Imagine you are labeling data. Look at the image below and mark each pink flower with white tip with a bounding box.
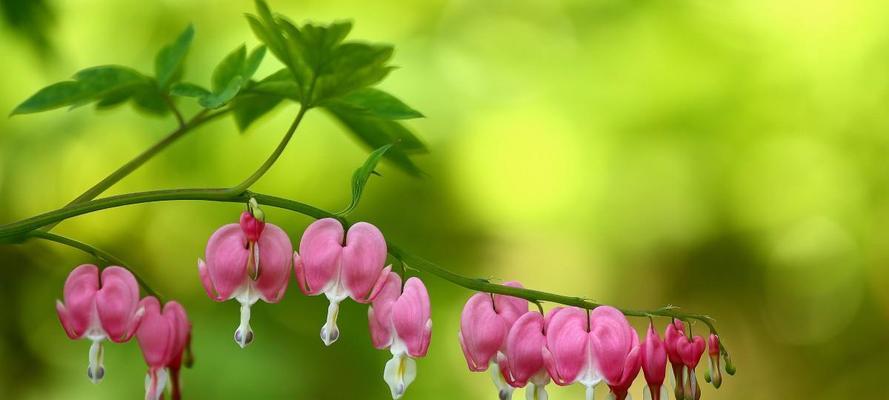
[542,307,600,399]
[136,297,191,400]
[458,282,528,399]
[503,311,550,400]
[664,320,686,397]
[56,264,144,384]
[640,322,669,400]
[198,204,292,348]
[367,271,432,399]
[295,218,389,346]
[589,307,641,400]
[676,333,706,400]
[705,333,723,389]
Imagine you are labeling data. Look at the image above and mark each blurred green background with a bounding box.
[2,0,889,398]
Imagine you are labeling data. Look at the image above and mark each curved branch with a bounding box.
[28,230,163,300]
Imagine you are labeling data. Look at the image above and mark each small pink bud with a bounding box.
[590,307,641,400]
[705,333,723,388]
[503,311,550,399]
[641,322,669,400]
[136,297,191,400]
[294,218,388,346]
[677,334,706,400]
[664,320,687,398]
[56,265,143,384]
[198,214,292,348]
[239,211,265,242]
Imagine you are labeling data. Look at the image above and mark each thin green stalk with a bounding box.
[226,105,309,195]
[28,230,162,300]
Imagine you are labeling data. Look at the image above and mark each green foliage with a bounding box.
[154,24,195,89]
[325,104,425,176]
[11,65,150,115]
[171,44,266,109]
[326,88,423,120]
[337,143,392,216]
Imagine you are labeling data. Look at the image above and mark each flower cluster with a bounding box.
[56,265,191,400]
[199,210,432,398]
[459,292,726,400]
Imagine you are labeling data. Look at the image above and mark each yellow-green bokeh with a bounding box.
[2,0,888,398]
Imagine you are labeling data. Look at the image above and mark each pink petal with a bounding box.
[254,223,293,302]
[57,264,100,339]
[341,222,387,303]
[664,320,686,366]
[368,271,402,349]
[96,266,142,342]
[136,297,174,368]
[678,335,706,369]
[204,224,249,300]
[505,311,547,387]
[296,218,344,295]
[162,301,191,370]
[589,306,635,385]
[543,307,589,385]
[641,322,668,387]
[391,277,431,358]
[459,293,508,371]
[493,281,529,326]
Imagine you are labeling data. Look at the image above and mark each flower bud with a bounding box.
[706,333,723,388]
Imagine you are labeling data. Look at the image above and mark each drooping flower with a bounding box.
[295,218,389,346]
[367,272,432,399]
[458,281,528,400]
[676,334,706,400]
[664,320,686,398]
[135,297,191,400]
[589,307,641,400]
[503,311,550,400]
[542,307,600,400]
[640,322,669,400]
[705,333,722,389]
[198,209,292,347]
[56,265,143,383]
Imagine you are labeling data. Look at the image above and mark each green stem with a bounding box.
[39,108,230,232]
[226,105,309,195]
[28,231,162,300]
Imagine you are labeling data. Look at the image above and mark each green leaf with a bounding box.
[327,88,423,120]
[12,65,148,115]
[199,76,244,109]
[170,82,211,98]
[325,104,425,176]
[212,45,247,93]
[244,45,267,80]
[132,84,169,115]
[155,24,195,89]
[248,69,301,100]
[232,92,284,132]
[337,143,393,216]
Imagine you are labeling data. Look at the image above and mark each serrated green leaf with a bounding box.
[212,45,247,93]
[199,76,244,109]
[12,65,148,115]
[248,69,301,100]
[327,88,423,120]
[94,88,134,110]
[337,143,393,216]
[155,24,195,89]
[232,92,284,132]
[170,82,211,98]
[132,85,169,115]
[325,104,424,176]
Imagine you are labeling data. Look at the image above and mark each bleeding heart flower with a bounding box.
[705,333,723,389]
[503,311,550,400]
[542,307,600,400]
[641,322,669,400]
[458,282,528,400]
[368,272,432,399]
[676,334,706,400]
[56,264,144,384]
[295,218,389,346]
[136,297,191,400]
[664,320,686,398]
[589,307,641,400]
[198,210,292,347]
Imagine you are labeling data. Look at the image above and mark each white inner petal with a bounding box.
[383,354,416,400]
